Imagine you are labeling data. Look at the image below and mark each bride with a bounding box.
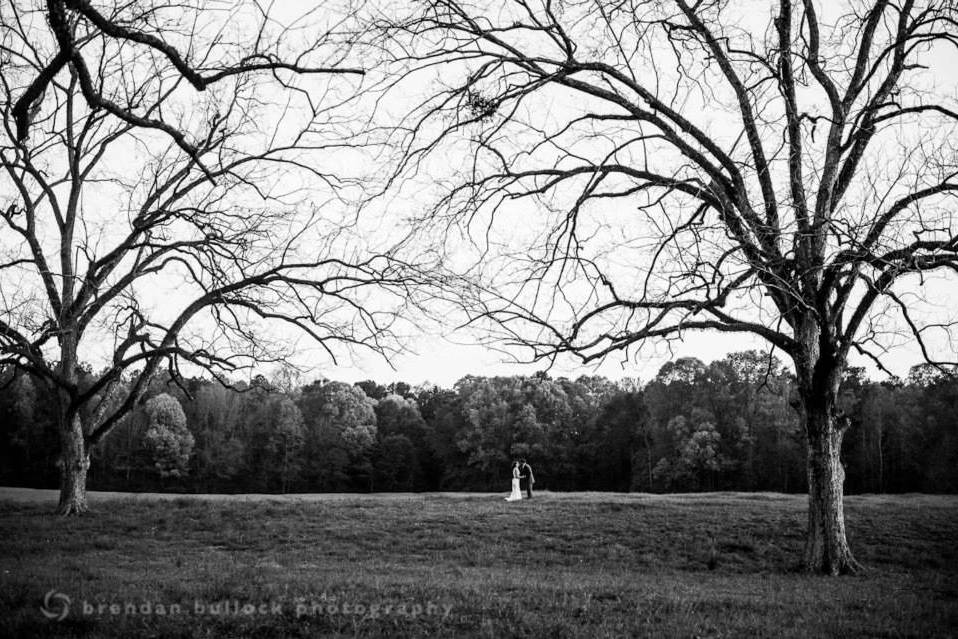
[505,460,523,501]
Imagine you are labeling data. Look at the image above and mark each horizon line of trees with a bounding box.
[2,351,956,495]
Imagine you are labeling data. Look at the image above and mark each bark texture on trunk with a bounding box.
[802,403,862,575]
[793,316,862,575]
[55,320,91,516]
[56,413,90,516]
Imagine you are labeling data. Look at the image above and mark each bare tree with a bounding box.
[0,1,421,514]
[366,0,958,574]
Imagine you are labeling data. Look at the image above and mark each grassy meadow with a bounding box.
[1,490,956,637]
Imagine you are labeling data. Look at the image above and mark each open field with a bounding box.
[1,489,957,637]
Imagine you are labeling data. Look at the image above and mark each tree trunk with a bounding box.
[55,318,91,515]
[802,402,862,575]
[57,413,90,515]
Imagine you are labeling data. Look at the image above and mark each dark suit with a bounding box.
[520,463,534,498]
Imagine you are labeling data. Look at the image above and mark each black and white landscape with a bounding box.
[1,1,957,636]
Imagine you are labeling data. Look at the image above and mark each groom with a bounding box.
[519,458,534,499]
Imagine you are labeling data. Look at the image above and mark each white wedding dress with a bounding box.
[505,467,523,501]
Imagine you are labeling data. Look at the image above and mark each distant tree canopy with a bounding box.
[143,394,194,478]
[2,351,955,495]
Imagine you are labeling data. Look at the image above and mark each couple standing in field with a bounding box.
[505,459,534,501]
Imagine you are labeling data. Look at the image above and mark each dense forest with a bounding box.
[1,351,956,494]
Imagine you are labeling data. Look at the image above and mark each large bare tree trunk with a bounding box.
[801,396,862,574]
[57,413,90,515]
[56,327,89,516]
[793,315,863,575]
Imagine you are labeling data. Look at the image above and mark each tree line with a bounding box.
[2,351,955,495]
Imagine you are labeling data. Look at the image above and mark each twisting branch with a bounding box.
[11,0,364,170]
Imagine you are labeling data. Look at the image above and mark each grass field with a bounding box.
[1,489,956,637]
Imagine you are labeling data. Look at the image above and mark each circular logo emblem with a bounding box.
[40,590,71,621]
